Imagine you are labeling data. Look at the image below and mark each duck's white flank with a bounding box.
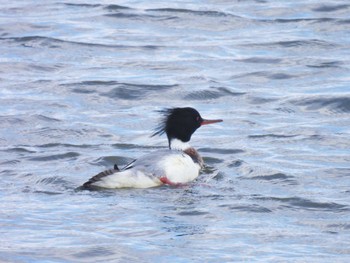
[91,169,162,189]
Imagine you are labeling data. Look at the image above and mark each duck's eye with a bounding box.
[196,116,200,121]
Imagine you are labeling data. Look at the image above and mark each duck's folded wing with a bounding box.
[82,166,120,189]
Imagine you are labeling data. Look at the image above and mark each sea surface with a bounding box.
[1,1,350,262]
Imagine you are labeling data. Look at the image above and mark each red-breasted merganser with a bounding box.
[82,107,222,189]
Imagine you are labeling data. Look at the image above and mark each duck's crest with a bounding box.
[151,108,175,137]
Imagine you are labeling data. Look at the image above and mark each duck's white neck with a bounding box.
[169,138,191,151]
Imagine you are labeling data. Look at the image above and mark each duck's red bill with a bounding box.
[201,119,223,126]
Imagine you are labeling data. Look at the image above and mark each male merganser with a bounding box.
[82,107,222,189]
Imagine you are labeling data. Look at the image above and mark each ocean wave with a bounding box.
[243,39,337,49]
[0,36,162,50]
[291,96,350,114]
[29,152,80,161]
[146,8,235,18]
[312,4,350,12]
[184,87,244,100]
[254,196,349,212]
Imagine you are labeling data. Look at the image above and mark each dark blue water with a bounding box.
[1,1,350,262]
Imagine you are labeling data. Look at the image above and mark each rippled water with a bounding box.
[1,1,350,262]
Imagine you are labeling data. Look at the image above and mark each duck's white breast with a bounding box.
[159,152,201,183]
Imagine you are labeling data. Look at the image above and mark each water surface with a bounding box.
[1,1,350,262]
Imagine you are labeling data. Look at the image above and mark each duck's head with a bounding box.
[152,107,222,149]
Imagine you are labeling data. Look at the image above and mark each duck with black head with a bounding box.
[82,107,222,189]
